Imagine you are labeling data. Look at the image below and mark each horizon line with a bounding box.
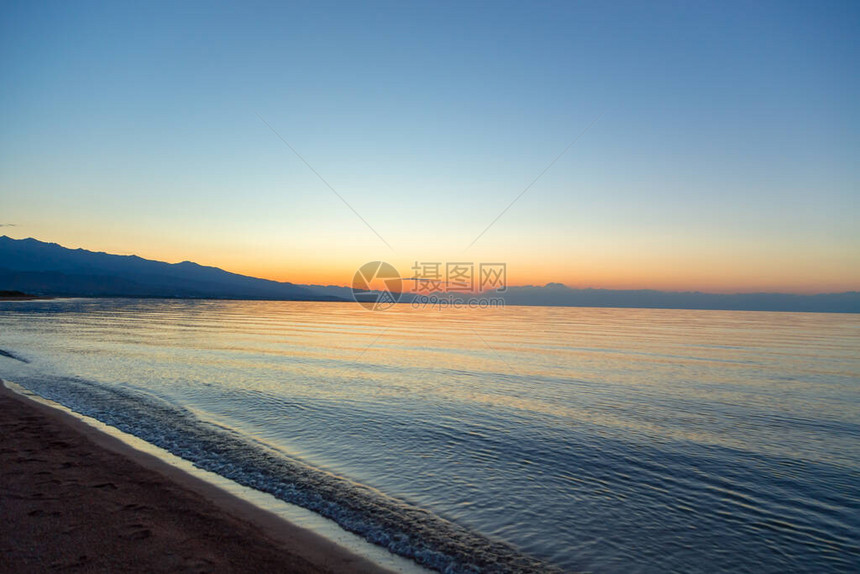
[1,234,856,298]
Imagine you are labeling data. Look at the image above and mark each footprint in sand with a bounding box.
[123,523,153,540]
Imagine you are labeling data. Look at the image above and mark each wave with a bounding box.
[0,348,29,363]
[9,373,557,573]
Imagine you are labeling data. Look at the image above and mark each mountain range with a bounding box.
[0,236,350,301]
[493,283,860,313]
[1,236,857,312]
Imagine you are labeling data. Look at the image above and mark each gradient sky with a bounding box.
[1,0,858,293]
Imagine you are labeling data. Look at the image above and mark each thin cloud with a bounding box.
[0,223,16,227]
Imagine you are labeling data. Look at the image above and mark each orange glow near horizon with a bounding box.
[233,258,858,295]
[4,228,857,295]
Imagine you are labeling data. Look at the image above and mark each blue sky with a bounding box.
[1,1,857,291]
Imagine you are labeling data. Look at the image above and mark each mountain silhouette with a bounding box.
[488,283,860,313]
[0,236,346,301]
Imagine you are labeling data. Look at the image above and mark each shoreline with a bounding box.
[0,379,408,573]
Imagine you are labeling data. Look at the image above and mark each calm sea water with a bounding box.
[1,299,858,572]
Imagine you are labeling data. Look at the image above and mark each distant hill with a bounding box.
[490,283,860,314]
[0,289,44,300]
[0,236,345,301]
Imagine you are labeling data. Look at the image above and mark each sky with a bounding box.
[1,0,858,293]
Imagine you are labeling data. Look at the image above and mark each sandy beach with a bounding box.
[0,381,391,574]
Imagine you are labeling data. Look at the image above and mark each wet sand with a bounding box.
[0,381,391,573]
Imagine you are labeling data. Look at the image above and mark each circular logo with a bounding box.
[351,261,402,311]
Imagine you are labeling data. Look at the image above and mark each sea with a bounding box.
[1,298,858,573]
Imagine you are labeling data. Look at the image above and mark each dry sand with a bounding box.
[0,381,393,573]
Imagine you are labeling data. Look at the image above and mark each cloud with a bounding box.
[0,223,16,227]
